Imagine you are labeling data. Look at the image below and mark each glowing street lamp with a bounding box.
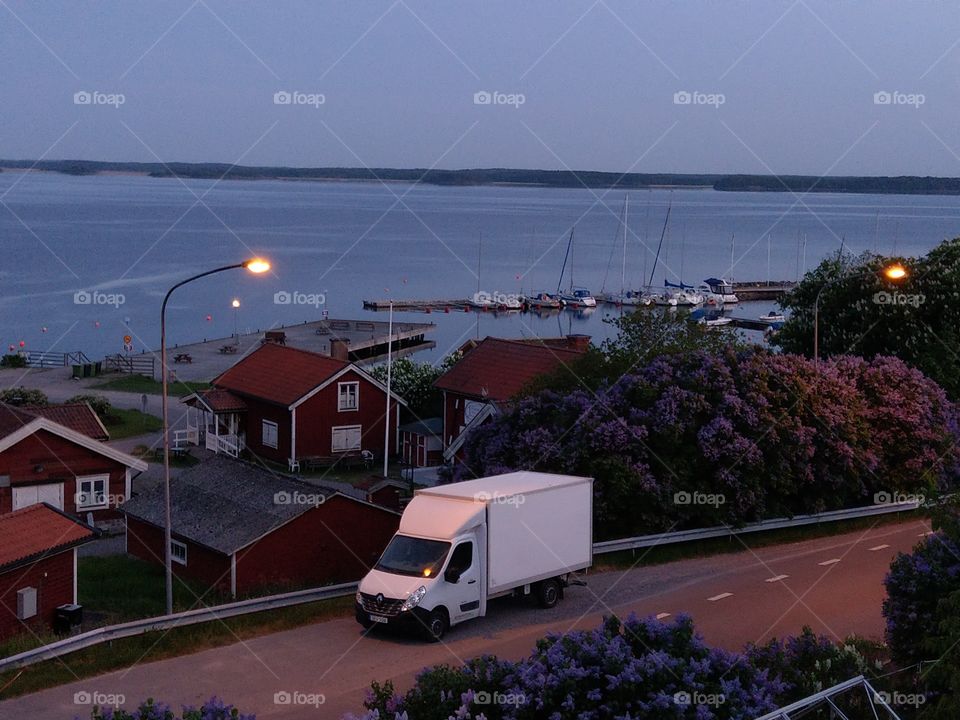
[160,258,270,614]
[231,298,241,339]
[813,262,909,368]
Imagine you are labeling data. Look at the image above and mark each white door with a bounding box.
[331,425,362,452]
[13,483,65,510]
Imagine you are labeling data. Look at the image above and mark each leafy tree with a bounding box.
[0,386,48,406]
[67,394,112,417]
[775,238,960,398]
[369,354,459,419]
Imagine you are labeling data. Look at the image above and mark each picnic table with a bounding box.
[262,330,286,345]
[173,353,192,364]
[219,344,238,354]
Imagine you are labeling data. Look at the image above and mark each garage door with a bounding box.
[13,483,65,511]
[331,425,361,452]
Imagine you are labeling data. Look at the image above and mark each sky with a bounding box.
[2,1,959,176]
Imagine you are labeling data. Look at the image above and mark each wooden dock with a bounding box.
[731,282,795,301]
[362,298,473,312]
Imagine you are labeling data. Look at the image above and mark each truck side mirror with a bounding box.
[444,568,461,584]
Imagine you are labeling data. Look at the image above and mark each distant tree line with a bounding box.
[7,159,960,194]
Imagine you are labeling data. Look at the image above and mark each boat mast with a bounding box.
[621,195,628,297]
[557,226,573,294]
[476,231,483,298]
[647,201,671,290]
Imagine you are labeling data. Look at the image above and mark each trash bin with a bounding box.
[54,603,83,635]
[93,361,102,376]
[82,363,92,378]
[72,365,83,379]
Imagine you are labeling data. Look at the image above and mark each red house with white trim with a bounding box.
[183,344,405,469]
[0,404,147,525]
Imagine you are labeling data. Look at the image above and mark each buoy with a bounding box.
[18,340,25,348]
[206,314,212,322]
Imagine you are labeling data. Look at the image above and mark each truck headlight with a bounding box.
[356,590,362,605]
[402,585,427,611]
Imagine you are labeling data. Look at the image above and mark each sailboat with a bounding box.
[468,232,495,309]
[557,227,597,308]
[598,196,647,306]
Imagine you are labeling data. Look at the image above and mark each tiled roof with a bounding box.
[0,404,39,440]
[23,403,109,441]
[0,504,96,571]
[122,455,353,554]
[186,389,248,413]
[213,344,349,406]
[434,337,585,402]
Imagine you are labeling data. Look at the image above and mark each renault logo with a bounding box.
[376,593,384,606]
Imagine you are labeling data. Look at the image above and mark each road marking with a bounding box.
[918,531,934,537]
[818,558,841,566]
[708,592,733,602]
[655,612,671,620]
[765,574,789,583]
[869,544,890,551]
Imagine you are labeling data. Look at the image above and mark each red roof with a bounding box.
[23,403,109,441]
[213,344,350,406]
[0,504,96,571]
[434,337,585,402]
[0,404,38,440]
[186,389,248,413]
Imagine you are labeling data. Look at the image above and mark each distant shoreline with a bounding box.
[2,161,959,196]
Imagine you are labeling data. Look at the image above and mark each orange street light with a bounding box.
[884,263,908,281]
[244,258,271,274]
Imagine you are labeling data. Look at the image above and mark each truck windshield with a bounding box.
[375,535,451,578]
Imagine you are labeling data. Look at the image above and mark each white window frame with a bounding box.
[338,381,360,412]
[171,539,188,566]
[331,424,362,452]
[76,475,109,510]
[262,420,279,449]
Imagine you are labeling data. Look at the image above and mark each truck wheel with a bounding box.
[537,579,562,608]
[423,609,448,642]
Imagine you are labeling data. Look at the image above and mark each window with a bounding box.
[338,381,359,411]
[331,425,362,452]
[76,476,108,510]
[262,420,279,449]
[171,539,187,565]
[447,542,474,577]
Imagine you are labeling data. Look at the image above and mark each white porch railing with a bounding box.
[172,428,198,448]
[206,433,244,457]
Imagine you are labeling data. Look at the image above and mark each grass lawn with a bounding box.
[101,408,162,440]
[91,374,210,398]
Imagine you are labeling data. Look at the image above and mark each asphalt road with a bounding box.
[1,518,930,720]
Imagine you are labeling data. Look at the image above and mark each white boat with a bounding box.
[526,292,562,310]
[560,287,597,308]
[758,311,785,323]
[492,291,522,310]
[704,316,732,327]
[662,282,705,306]
[653,291,679,307]
[468,290,496,309]
[699,278,739,304]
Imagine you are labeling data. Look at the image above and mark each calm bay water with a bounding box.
[2,171,960,362]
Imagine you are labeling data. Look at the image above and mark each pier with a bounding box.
[731,281,795,301]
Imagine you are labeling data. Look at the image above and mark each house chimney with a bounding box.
[566,334,591,352]
[330,338,350,361]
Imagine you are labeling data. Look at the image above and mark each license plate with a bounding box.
[369,614,388,624]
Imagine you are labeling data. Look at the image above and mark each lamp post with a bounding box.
[813,262,908,368]
[160,258,269,614]
[383,300,393,478]
[231,298,241,340]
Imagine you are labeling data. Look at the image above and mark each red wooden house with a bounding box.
[0,404,147,525]
[0,503,96,640]
[434,336,589,462]
[182,344,405,470]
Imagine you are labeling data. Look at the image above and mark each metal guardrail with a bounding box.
[103,353,156,376]
[592,500,920,555]
[0,500,921,672]
[0,581,358,673]
[22,350,90,368]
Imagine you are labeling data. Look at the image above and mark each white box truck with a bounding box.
[356,471,593,641]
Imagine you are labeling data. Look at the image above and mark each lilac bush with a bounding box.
[83,697,253,720]
[456,349,959,539]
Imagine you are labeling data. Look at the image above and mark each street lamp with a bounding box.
[160,258,270,614]
[231,298,241,339]
[813,262,908,368]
